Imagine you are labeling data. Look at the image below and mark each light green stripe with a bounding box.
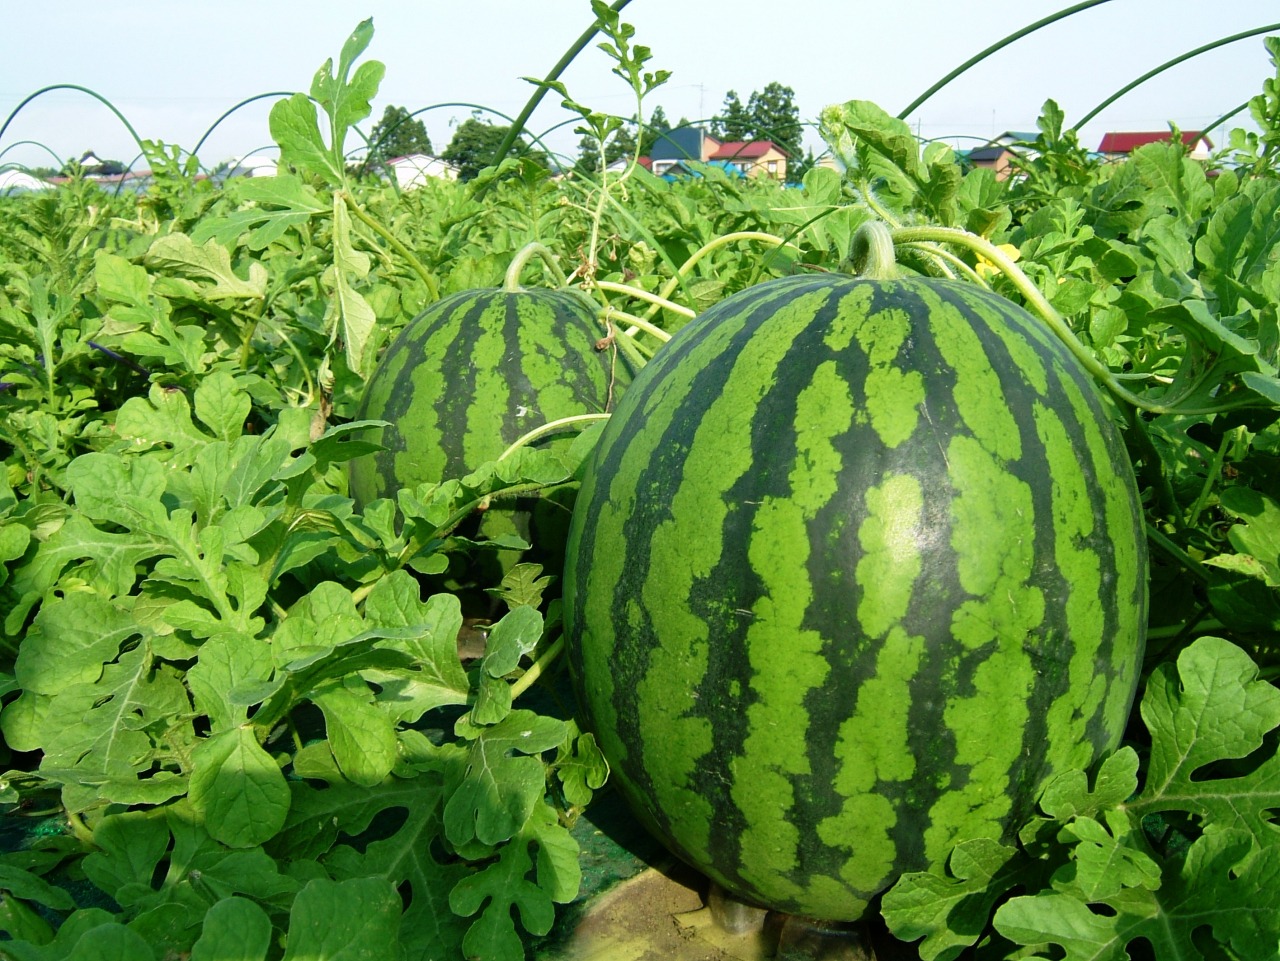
[817,472,926,898]
[392,296,473,484]
[924,288,1021,463]
[572,284,805,859]
[1059,371,1146,746]
[853,299,923,448]
[460,298,515,473]
[637,287,833,868]
[923,288,1043,864]
[1035,397,1110,774]
[731,356,852,901]
[513,295,573,429]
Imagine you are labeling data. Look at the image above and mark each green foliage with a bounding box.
[1230,36,1280,175]
[2,16,1280,961]
[365,104,433,170]
[442,117,542,182]
[574,125,636,174]
[711,89,752,141]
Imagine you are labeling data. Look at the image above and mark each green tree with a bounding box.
[746,82,803,160]
[366,104,433,168]
[712,90,753,141]
[441,116,543,182]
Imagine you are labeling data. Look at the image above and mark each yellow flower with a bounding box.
[975,243,1021,279]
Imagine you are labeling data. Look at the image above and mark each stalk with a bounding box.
[592,280,695,320]
[510,636,565,700]
[643,231,799,322]
[339,191,440,301]
[504,242,569,291]
[898,241,970,282]
[597,307,672,344]
[599,310,657,370]
[496,413,612,462]
[850,221,899,280]
[1185,431,1233,529]
[883,224,1241,416]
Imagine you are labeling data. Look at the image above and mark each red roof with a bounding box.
[709,140,788,160]
[1097,130,1211,153]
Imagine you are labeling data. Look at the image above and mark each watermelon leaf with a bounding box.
[444,710,569,849]
[189,897,273,961]
[881,837,1040,961]
[280,877,402,961]
[1128,636,1280,848]
[448,802,579,961]
[887,637,1280,960]
[994,831,1280,960]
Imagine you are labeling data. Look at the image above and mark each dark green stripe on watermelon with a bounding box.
[348,287,628,507]
[564,274,1147,921]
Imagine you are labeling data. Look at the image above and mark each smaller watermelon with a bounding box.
[348,286,629,508]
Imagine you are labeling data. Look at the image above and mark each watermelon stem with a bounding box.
[639,231,800,326]
[888,225,1256,417]
[898,241,983,285]
[509,636,564,700]
[496,413,613,463]
[599,309,666,353]
[599,313,656,378]
[592,280,690,324]
[850,221,900,280]
[504,242,570,291]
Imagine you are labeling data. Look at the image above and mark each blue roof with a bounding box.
[650,128,705,161]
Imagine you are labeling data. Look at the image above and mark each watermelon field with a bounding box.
[2,4,1280,960]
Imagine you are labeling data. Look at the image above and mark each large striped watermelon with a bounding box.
[564,273,1148,921]
[348,286,628,508]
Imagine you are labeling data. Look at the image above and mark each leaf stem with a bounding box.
[1185,431,1232,528]
[598,309,654,370]
[511,636,564,700]
[65,811,95,846]
[496,413,612,462]
[1145,522,1210,585]
[886,225,1229,416]
[339,190,440,301]
[850,221,899,280]
[591,280,694,319]
[598,306,671,344]
[1145,617,1224,640]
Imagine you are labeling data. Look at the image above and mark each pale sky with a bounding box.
[1,1,1276,171]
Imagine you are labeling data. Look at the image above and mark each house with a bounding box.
[647,127,710,177]
[386,153,459,188]
[604,155,653,174]
[961,144,1018,180]
[992,131,1039,147]
[1097,130,1213,161]
[709,140,790,181]
[651,159,744,182]
[648,127,790,181]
